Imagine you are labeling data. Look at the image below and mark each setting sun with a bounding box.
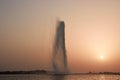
[100,55,104,60]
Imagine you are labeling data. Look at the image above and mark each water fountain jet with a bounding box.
[52,20,68,74]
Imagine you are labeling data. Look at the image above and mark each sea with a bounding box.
[0,74,120,80]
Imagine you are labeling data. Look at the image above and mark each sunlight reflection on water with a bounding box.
[0,74,120,80]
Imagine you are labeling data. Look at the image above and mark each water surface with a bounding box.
[0,74,120,80]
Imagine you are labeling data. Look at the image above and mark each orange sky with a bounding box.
[0,0,120,72]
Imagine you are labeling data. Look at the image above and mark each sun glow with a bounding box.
[100,55,104,60]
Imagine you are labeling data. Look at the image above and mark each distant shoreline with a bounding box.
[0,70,47,75]
[0,70,120,75]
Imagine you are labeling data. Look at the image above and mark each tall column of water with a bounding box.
[52,20,68,74]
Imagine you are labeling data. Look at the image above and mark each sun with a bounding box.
[100,55,104,60]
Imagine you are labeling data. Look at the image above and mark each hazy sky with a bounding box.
[0,0,120,72]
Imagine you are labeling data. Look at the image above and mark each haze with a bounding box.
[0,0,120,73]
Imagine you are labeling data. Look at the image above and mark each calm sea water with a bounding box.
[0,74,120,80]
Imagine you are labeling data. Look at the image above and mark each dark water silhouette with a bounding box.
[52,20,68,74]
